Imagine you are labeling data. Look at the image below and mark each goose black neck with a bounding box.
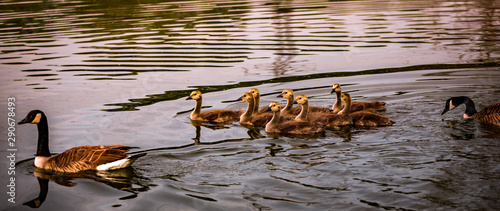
[23,177,48,208]
[36,114,51,157]
[461,97,478,117]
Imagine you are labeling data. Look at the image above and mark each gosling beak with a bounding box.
[236,96,243,101]
[18,118,29,125]
[277,94,283,98]
[293,100,298,104]
[186,96,193,100]
[265,106,272,112]
[330,89,335,94]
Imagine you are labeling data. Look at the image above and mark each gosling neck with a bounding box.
[332,91,343,114]
[253,95,260,114]
[295,101,309,121]
[191,97,203,120]
[266,110,280,132]
[240,97,255,124]
[281,94,294,115]
[339,97,351,115]
[35,114,51,157]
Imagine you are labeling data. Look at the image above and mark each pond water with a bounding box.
[1,0,499,210]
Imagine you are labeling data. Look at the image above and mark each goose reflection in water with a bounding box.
[24,167,150,208]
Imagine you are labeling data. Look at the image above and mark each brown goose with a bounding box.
[441,96,500,126]
[265,102,325,135]
[18,110,146,173]
[186,90,241,123]
[249,88,270,114]
[331,83,386,114]
[294,94,353,128]
[340,93,394,127]
[238,92,292,127]
[277,89,330,116]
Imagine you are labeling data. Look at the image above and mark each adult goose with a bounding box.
[186,90,241,123]
[441,96,500,126]
[331,83,386,114]
[18,110,146,173]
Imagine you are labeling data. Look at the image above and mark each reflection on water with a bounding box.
[19,166,151,209]
[2,0,500,210]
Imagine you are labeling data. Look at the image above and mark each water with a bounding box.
[1,0,499,210]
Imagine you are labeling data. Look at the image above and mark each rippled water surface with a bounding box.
[1,0,499,210]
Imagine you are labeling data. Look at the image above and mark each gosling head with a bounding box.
[186,90,202,101]
[341,93,351,103]
[237,92,254,103]
[266,102,281,112]
[19,110,45,125]
[331,83,341,94]
[277,89,294,99]
[249,88,260,99]
[293,95,309,105]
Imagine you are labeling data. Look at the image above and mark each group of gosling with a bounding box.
[19,84,500,173]
[187,84,393,135]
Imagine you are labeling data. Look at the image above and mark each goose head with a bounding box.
[266,102,281,112]
[293,95,308,105]
[19,110,44,125]
[186,90,202,101]
[441,97,463,115]
[331,83,341,94]
[277,89,294,99]
[249,88,260,99]
[237,92,254,103]
[341,93,351,103]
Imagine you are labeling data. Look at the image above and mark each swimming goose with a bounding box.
[18,110,146,173]
[186,90,241,123]
[331,83,386,114]
[249,88,270,114]
[277,89,330,116]
[340,93,394,127]
[238,92,292,127]
[441,96,500,126]
[265,102,325,135]
[294,94,353,128]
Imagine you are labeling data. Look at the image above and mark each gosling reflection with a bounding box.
[189,120,261,145]
[24,167,150,208]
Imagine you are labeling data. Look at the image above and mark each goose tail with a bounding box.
[96,153,147,171]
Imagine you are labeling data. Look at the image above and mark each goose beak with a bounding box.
[277,93,283,98]
[441,108,449,115]
[18,118,29,125]
[186,96,193,100]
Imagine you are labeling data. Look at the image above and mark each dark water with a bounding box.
[1,0,500,210]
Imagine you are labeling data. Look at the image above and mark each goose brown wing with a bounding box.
[46,145,131,172]
[201,109,239,122]
[290,106,331,115]
[476,102,500,125]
